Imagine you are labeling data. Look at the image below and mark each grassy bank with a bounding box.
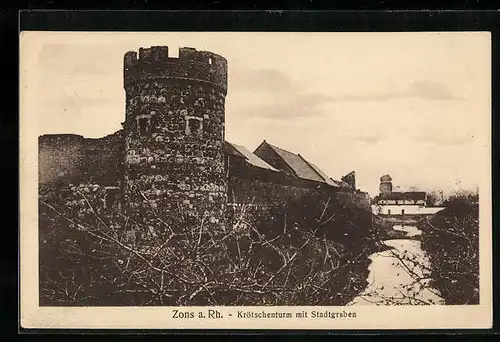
[370,214,417,241]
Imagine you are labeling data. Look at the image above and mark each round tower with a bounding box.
[379,174,393,196]
[122,46,228,229]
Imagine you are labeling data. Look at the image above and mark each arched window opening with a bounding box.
[185,116,203,138]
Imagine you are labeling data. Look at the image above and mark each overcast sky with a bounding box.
[24,32,491,197]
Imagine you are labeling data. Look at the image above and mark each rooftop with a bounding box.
[225,141,279,171]
[262,142,333,184]
[379,191,426,201]
[380,174,392,182]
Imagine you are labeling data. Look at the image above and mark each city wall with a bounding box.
[38,131,123,190]
[38,45,372,238]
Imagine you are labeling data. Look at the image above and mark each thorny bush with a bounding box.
[39,186,375,306]
[420,199,479,305]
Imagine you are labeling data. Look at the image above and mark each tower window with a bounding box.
[208,57,212,65]
[136,114,152,136]
[104,186,120,209]
[185,116,203,138]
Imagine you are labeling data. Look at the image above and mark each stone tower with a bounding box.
[122,46,228,229]
[379,174,393,197]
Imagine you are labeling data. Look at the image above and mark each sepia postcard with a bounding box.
[20,31,492,330]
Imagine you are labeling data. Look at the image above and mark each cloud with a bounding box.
[413,129,474,146]
[237,101,323,120]
[38,44,124,118]
[42,90,118,119]
[230,68,336,120]
[230,67,296,94]
[353,135,384,144]
[403,81,459,100]
[333,81,460,102]
[230,67,460,122]
[38,44,116,76]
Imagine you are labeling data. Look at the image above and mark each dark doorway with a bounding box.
[138,117,150,136]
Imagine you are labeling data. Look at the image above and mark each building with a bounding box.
[372,174,445,216]
[38,45,371,231]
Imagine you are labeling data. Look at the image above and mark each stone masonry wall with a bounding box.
[39,134,87,187]
[227,165,372,232]
[123,46,228,229]
[39,132,123,190]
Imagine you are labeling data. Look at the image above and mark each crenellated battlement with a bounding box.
[124,46,228,94]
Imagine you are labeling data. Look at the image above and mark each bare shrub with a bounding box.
[420,198,479,305]
[39,189,374,306]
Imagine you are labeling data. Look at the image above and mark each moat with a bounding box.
[350,223,444,306]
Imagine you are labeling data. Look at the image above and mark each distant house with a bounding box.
[373,174,444,216]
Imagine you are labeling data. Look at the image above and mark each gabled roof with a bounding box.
[265,143,324,182]
[343,171,355,179]
[225,141,279,171]
[307,161,339,187]
[330,178,351,188]
[225,141,246,159]
[257,141,336,185]
[380,191,426,201]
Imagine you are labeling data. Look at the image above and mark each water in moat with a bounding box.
[349,224,444,306]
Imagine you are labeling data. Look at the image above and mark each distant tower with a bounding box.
[379,174,393,196]
[122,46,228,228]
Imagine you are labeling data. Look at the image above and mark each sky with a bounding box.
[23,32,491,197]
